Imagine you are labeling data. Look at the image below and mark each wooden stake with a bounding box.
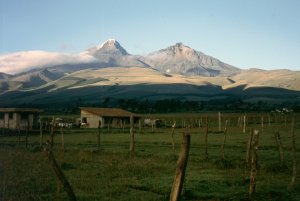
[285,115,287,128]
[18,127,21,146]
[40,119,43,146]
[245,128,253,165]
[218,112,221,132]
[25,120,29,148]
[249,129,260,196]
[171,122,176,153]
[290,115,297,190]
[122,120,125,133]
[97,120,101,151]
[138,119,141,134]
[261,116,264,132]
[243,115,246,134]
[221,120,229,160]
[50,117,55,148]
[60,127,64,151]
[274,131,284,165]
[129,115,135,154]
[169,133,191,201]
[151,121,154,133]
[204,117,209,160]
[44,143,77,201]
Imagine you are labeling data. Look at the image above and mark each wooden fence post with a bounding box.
[274,131,284,165]
[40,119,43,146]
[249,129,260,196]
[18,127,21,146]
[44,143,77,201]
[97,120,101,151]
[169,133,191,201]
[285,115,287,128]
[60,127,64,151]
[50,117,55,148]
[151,122,154,133]
[138,119,142,134]
[290,115,297,190]
[25,120,29,148]
[171,122,176,153]
[129,115,135,154]
[218,112,221,132]
[221,120,229,160]
[245,128,253,166]
[243,115,246,134]
[122,120,125,133]
[204,117,209,160]
[261,116,264,132]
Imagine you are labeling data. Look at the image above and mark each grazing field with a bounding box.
[0,113,299,201]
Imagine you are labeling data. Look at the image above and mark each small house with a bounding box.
[0,108,43,130]
[80,107,140,128]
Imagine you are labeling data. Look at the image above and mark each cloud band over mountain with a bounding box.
[0,51,96,74]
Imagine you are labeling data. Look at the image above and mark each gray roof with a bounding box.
[0,108,43,113]
[80,107,139,117]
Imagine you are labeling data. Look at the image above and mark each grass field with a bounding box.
[0,113,299,201]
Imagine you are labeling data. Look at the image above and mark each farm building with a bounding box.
[80,107,140,128]
[0,108,43,130]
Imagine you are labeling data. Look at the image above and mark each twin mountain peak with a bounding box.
[82,39,239,77]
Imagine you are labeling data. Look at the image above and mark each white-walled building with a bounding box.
[80,107,140,128]
[0,108,43,130]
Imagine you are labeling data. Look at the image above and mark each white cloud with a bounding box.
[0,51,96,74]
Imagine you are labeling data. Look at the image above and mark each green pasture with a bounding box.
[0,113,299,201]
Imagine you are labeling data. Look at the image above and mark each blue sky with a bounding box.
[1,0,300,70]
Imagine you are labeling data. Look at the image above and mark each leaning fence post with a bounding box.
[290,115,297,190]
[169,133,191,201]
[44,142,77,201]
[249,129,260,196]
[129,115,135,154]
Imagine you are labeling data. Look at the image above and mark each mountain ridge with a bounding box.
[0,39,240,76]
[0,39,299,109]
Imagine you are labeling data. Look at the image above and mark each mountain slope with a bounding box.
[227,69,300,91]
[143,43,240,76]
[0,69,64,93]
[0,72,12,80]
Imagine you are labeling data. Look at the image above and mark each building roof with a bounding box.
[0,108,43,113]
[80,107,139,117]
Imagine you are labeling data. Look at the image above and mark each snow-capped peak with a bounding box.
[87,38,128,56]
[98,38,118,49]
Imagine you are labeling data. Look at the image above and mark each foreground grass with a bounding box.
[0,116,299,201]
